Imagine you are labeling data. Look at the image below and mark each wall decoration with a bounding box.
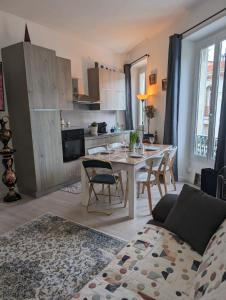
[162,78,167,91]
[0,63,5,111]
[149,73,157,85]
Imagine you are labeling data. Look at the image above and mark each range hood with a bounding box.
[72,78,100,105]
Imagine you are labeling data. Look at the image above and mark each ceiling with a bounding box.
[0,0,201,53]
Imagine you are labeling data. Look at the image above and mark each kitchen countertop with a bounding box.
[84,130,131,139]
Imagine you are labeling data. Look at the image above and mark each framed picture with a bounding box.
[149,73,157,85]
[0,62,5,111]
[162,78,167,91]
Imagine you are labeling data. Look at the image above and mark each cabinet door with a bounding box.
[100,89,114,110]
[115,91,126,110]
[57,57,73,110]
[30,111,63,191]
[24,43,59,109]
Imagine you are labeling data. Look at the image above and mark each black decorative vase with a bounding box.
[0,116,21,202]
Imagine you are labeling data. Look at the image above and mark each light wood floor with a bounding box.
[0,182,183,240]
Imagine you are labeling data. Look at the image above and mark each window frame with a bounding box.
[193,29,226,161]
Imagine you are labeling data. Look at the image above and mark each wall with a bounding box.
[0,10,125,196]
[126,0,226,182]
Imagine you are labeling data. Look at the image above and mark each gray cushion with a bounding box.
[152,194,178,223]
[164,184,226,255]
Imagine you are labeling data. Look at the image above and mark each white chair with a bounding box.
[87,145,107,155]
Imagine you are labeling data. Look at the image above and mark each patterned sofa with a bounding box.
[72,219,226,300]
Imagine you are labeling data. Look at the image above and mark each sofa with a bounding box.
[73,184,226,300]
[72,216,226,300]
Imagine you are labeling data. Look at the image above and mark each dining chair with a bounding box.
[152,151,170,194]
[168,146,177,191]
[87,145,107,155]
[82,159,121,214]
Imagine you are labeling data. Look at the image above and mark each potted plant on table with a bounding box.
[129,131,139,151]
[90,122,98,136]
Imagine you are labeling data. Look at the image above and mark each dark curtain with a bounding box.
[124,64,133,130]
[214,54,226,172]
[163,33,182,180]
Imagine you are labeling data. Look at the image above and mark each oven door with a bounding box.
[62,136,85,162]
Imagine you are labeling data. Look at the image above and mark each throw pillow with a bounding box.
[164,184,226,255]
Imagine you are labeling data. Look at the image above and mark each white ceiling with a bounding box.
[0,0,201,53]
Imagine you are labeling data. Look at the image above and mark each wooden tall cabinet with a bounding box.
[88,67,126,110]
[2,42,64,197]
[56,57,73,110]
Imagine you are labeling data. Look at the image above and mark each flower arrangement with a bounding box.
[144,105,156,134]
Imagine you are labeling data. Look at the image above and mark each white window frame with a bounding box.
[137,68,146,126]
[193,28,226,161]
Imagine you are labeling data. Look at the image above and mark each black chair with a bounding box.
[82,159,121,214]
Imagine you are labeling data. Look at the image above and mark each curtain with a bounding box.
[163,33,182,180]
[214,54,226,172]
[124,64,133,130]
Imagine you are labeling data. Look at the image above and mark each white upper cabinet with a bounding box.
[88,67,126,111]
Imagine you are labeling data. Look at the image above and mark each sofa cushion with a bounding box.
[73,223,201,300]
[191,218,226,300]
[152,193,178,223]
[164,184,226,255]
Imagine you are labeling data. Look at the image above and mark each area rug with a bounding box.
[0,213,126,300]
[61,181,81,194]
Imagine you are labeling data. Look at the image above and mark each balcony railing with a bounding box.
[195,135,218,157]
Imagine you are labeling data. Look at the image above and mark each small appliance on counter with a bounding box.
[97,122,107,134]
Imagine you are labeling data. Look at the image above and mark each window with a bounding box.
[194,37,226,159]
[138,71,146,126]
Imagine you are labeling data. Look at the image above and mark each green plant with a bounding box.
[130,131,139,145]
[90,122,97,127]
[144,105,156,134]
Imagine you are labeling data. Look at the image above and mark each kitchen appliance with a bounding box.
[62,129,85,162]
[97,122,107,134]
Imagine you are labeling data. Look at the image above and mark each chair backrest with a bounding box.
[169,146,177,164]
[87,145,107,155]
[145,158,154,181]
[110,142,122,149]
[82,159,112,170]
[158,151,170,172]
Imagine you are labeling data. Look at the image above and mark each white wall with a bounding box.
[126,0,226,182]
[0,10,125,196]
[126,0,226,142]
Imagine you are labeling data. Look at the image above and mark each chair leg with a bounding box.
[146,183,152,214]
[102,184,105,193]
[163,173,168,194]
[170,167,176,191]
[156,175,163,198]
[108,185,111,204]
[124,173,128,207]
[142,183,145,194]
[137,182,140,198]
[119,172,124,196]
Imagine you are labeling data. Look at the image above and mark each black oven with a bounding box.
[62,129,85,162]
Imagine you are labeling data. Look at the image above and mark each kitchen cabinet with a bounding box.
[56,57,73,110]
[2,42,65,197]
[30,111,63,193]
[23,43,59,109]
[88,67,126,111]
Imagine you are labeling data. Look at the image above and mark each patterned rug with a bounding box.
[61,182,81,194]
[0,214,126,300]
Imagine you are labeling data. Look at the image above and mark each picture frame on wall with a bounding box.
[0,62,5,111]
[162,78,167,91]
[149,73,157,85]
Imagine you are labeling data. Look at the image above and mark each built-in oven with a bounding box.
[62,129,85,162]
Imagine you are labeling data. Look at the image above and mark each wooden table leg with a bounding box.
[127,165,136,219]
[81,162,89,206]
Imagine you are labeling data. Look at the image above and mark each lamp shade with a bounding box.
[137,93,149,101]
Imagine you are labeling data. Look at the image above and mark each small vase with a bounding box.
[90,126,98,136]
[129,143,135,152]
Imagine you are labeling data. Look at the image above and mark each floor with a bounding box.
[0,182,183,241]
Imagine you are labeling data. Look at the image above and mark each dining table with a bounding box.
[80,144,171,219]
